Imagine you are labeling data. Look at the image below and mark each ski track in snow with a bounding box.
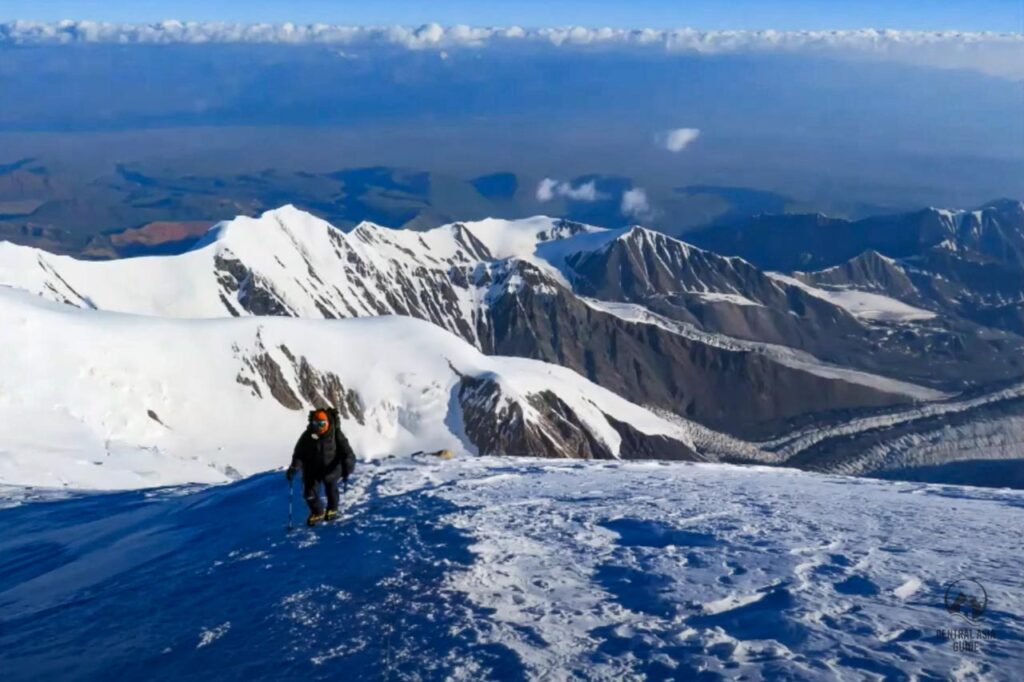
[1,456,1021,681]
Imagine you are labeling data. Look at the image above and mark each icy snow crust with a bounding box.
[1,456,1021,680]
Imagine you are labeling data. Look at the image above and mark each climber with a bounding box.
[286,408,357,526]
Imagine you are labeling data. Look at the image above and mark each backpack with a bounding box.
[310,406,357,477]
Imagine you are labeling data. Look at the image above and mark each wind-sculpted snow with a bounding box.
[1,457,1021,680]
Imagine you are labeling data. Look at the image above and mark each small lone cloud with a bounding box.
[621,188,652,219]
[197,622,231,649]
[536,178,604,202]
[660,128,701,152]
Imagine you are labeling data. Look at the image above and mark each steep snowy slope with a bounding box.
[0,287,712,490]
[2,457,1021,680]
[0,208,598,324]
[0,206,499,339]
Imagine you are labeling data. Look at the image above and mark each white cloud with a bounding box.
[621,188,652,219]
[536,178,558,202]
[536,178,604,202]
[662,128,701,152]
[1,22,1021,78]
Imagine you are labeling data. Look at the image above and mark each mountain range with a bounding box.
[1,202,1022,489]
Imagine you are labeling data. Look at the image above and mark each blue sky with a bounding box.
[1,0,1021,31]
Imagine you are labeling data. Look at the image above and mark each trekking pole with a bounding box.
[287,477,295,531]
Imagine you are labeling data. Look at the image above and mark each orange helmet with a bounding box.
[311,410,330,435]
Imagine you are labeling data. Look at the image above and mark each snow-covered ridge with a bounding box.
[0,205,956,407]
[0,208,593,349]
[3,205,1015,488]
[0,286,703,489]
[0,207,792,331]
[0,206,920,326]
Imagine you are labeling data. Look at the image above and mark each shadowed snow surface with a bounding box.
[1,457,1022,681]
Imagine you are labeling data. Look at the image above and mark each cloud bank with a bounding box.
[536,179,604,202]
[662,128,701,152]
[1,21,1022,78]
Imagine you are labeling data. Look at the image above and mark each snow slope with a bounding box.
[0,208,581,323]
[768,272,937,322]
[2,456,1021,680]
[0,286,700,489]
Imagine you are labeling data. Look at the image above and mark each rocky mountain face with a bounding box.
[796,250,921,301]
[759,203,1024,338]
[473,258,911,439]
[560,226,1024,392]
[686,200,1024,272]
[455,374,702,461]
[2,203,1023,484]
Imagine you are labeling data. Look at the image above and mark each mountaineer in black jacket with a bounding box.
[286,408,357,526]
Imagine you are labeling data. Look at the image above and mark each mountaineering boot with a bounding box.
[325,509,339,522]
[306,511,325,527]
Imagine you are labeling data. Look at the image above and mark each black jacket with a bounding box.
[290,423,356,482]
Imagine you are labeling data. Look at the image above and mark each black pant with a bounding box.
[302,476,339,515]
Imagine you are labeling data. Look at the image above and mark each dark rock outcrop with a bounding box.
[477,260,911,440]
[251,352,303,410]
